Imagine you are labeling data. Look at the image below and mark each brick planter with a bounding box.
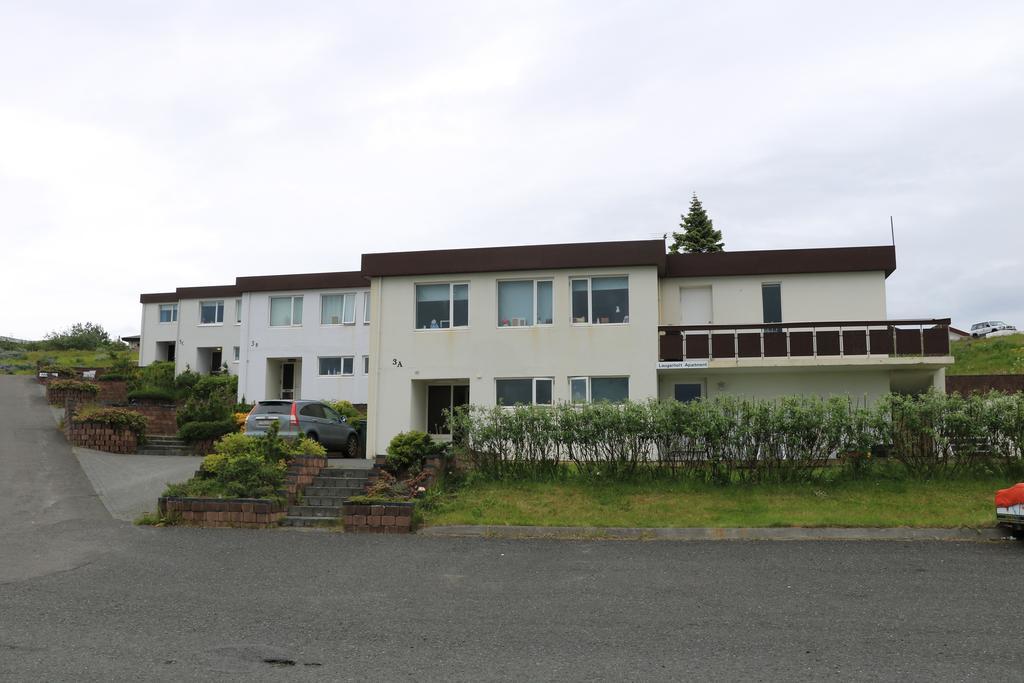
[67,422,139,454]
[158,497,285,528]
[95,380,128,404]
[343,502,415,533]
[47,386,99,406]
[127,399,178,435]
[284,455,328,500]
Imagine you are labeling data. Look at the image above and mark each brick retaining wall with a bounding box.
[95,380,128,404]
[67,422,139,454]
[158,498,285,528]
[127,400,178,435]
[46,386,99,406]
[343,502,415,533]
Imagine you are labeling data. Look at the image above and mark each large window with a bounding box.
[270,296,303,327]
[569,376,629,403]
[321,293,356,325]
[416,283,469,329]
[158,303,177,323]
[496,378,553,406]
[199,300,224,325]
[498,280,553,327]
[318,356,354,376]
[571,276,629,324]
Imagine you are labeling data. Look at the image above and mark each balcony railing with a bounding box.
[658,319,951,362]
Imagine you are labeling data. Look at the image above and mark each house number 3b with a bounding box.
[392,358,403,368]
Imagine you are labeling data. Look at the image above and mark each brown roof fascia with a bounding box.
[235,271,369,293]
[175,284,242,299]
[361,240,667,277]
[139,292,179,304]
[664,245,897,279]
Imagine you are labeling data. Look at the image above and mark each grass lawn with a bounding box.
[948,333,1024,375]
[421,477,1007,529]
[0,349,137,375]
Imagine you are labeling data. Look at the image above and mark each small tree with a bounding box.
[669,193,724,254]
[44,322,112,350]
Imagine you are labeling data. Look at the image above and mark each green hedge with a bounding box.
[73,406,147,436]
[97,372,129,382]
[49,380,99,394]
[127,387,177,402]
[449,391,1024,482]
[178,420,237,443]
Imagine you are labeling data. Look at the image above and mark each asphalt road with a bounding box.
[2,375,1023,681]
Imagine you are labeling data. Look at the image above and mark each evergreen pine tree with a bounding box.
[669,193,724,254]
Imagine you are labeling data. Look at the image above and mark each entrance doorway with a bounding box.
[281,361,296,399]
[426,384,469,435]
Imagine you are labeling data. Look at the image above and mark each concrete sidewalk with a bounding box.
[73,448,200,522]
[419,524,1007,542]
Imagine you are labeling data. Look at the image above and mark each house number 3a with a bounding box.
[392,358,403,368]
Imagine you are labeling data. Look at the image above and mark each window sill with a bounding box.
[318,374,355,378]
[498,324,553,329]
[571,322,630,327]
[414,327,470,332]
[320,323,357,327]
[269,325,303,329]
[197,323,224,327]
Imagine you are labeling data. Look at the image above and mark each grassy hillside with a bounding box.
[0,348,137,375]
[949,333,1024,375]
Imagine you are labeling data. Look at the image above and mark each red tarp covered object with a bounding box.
[995,483,1024,508]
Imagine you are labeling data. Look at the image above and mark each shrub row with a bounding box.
[127,387,177,402]
[448,392,1024,482]
[48,379,100,394]
[72,406,148,437]
[178,420,237,443]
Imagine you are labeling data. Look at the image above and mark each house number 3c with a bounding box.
[392,358,403,368]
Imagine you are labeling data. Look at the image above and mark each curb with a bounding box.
[417,524,1008,542]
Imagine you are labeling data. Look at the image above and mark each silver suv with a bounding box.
[245,400,359,456]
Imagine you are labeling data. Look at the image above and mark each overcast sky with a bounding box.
[1,1,1022,339]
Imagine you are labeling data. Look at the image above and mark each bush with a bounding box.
[177,420,237,443]
[137,361,175,393]
[386,430,447,474]
[127,387,176,402]
[73,406,147,436]
[176,374,237,426]
[162,422,326,500]
[449,392,1024,483]
[97,373,129,382]
[328,400,364,423]
[49,379,99,395]
[43,322,111,350]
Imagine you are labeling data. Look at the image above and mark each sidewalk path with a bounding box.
[73,448,199,521]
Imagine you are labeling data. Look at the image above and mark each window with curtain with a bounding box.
[199,300,224,325]
[416,283,469,329]
[159,304,177,323]
[270,296,303,326]
[321,293,355,325]
[498,280,553,327]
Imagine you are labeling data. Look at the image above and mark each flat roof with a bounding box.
[665,245,897,278]
[361,240,668,277]
[139,292,178,304]
[175,284,242,299]
[235,271,368,293]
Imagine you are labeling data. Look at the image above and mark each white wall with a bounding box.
[368,266,661,456]
[139,302,178,366]
[238,288,371,404]
[659,271,888,326]
[657,368,893,406]
[175,297,242,377]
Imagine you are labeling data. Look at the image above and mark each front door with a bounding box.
[674,383,703,402]
[211,349,222,373]
[426,385,470,435]
[281,362,295,399]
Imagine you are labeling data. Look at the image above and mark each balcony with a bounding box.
[658,319,951,363]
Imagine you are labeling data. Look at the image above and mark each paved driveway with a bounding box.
[2,375,1024,680]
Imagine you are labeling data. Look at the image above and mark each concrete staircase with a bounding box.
[281,465,371,527]
[137,435,191,456]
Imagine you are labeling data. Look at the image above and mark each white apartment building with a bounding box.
[362,240,952,457]
[236,271,371,405]
[139,285,243,376]
[139,274,371,406]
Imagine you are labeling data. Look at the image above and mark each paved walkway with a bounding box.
[74,447,199,521]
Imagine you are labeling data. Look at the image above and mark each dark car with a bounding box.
[245,400,359,456]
